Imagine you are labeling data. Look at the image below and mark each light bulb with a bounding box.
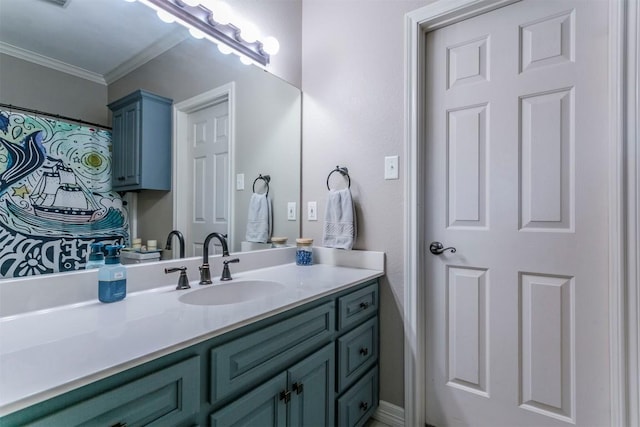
[157,10,176,23]
[209,1,233,25]
[239,22,259,43]
[240,56,253,65]
[181,0,200,5]
[189,28,205,39]
[262,36,280,55]
[218,44,233,55]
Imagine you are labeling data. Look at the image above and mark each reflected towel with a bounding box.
[322,188,356,250]
[246,193,272,243]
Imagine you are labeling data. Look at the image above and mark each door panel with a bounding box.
[424,1,609,425]
[187,100,229,257]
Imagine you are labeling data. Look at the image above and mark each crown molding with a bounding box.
[104,30,188,85]
[0,41,106,85]
[0,30,187,87]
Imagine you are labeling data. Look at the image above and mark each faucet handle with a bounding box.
[164,266,191,290]
[221,258,239,281]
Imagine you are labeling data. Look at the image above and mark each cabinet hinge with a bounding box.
[279,390,291,403]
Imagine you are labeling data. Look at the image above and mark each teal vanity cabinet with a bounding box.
[1,280,379,427]
[336,281,380,427]
[108,90,172,192]
[210,343,335,426]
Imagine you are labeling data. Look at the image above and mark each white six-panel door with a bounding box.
[187,100,230,257]
[423,1,610,425]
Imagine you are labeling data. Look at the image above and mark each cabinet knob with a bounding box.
[359,347,369,356]
[360,401,369,411]
[360,301,370,310]
[292,382,304,394]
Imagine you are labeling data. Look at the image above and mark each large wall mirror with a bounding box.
[0,0,301,279]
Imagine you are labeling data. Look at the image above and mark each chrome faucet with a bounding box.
[199,232,229,285]
[165,230,185,259]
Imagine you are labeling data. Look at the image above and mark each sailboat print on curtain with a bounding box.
[31,161,100,223]
[0,110,128,277]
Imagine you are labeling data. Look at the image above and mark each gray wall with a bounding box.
[226,0,302,88]
[0,54,108,125]
[300,0,433,408]
[108,38,301,252]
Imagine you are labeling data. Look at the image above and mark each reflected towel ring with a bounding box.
[253,174,271,196]
[326,166,350,190]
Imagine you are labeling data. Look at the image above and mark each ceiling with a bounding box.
[0,0,187,84]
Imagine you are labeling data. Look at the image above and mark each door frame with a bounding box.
[403,1,639,426]
[172,82,236,257]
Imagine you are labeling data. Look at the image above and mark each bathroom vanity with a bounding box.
[0,249,383,427]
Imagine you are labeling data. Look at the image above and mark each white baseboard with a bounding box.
[373,400,405,426]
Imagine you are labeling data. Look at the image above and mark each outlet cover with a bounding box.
[287,202,296,220]
[307,201,317,221]
[236,173,245,190]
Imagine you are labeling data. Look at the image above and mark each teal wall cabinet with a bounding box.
[108,90,172,191]
[1,280,379,427]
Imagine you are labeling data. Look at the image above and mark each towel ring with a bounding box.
[253,174,271,196]
[326,166,351,190]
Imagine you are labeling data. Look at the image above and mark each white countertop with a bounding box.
[0,261,383,416]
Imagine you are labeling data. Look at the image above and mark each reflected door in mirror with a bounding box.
[187,100,230,257]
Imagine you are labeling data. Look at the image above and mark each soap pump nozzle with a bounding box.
[104,245,125,264]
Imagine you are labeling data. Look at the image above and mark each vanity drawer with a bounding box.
[337,281,378,331]
[337,316,378,392]
[337,367,378,427]
[210,301,335,403]
[24,356,200,427]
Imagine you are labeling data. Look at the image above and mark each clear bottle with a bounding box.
[85,242,105,270]
[98,245,127,303]
[296,238,313,266]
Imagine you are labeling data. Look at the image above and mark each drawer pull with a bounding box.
[111,423,127,427]
[359,347,369,356]
[360,401,369,411]
[292,382,304,394]
[280,390,291,403]
[360,301,370,310]
[117,176,125,181]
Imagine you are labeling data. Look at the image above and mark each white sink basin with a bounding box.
[178,280,286,306]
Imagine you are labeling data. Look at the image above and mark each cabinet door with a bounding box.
[210,372,287,427]
[111,101,140,189]
[211,302,334,403]
[24,356,200,427]
[337,367,378,427]
[288,343,335,427]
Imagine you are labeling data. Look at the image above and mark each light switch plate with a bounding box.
[307,201,317,221]
[385,156,399,180]
[287,202,296,220]
[236,173,245,190]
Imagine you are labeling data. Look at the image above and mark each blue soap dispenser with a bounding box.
[98,245,127,303]
[86,242,105,270]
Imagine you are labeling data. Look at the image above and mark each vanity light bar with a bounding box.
[139,0,271,65]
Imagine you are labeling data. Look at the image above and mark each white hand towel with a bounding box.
[322,188,356,250]
[246,193,272,243]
